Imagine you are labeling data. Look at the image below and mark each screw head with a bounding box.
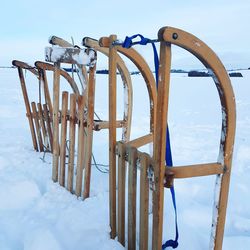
[172,33,178,40]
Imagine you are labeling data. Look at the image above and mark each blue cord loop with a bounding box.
[122,34,179,249]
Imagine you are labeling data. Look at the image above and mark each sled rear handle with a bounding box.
[49,35,72,47]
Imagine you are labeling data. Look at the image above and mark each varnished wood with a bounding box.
[139,153,149,250]
[75,95,85,197]
[128,147,138,250]
[35,61,80,96]
[152,42,172,250]
[37,103,48,149]
[166,163,224,179]
[83,37,133,141]
[127,133,153,148]
[59,91,68,187]
[158,26,236,250]
[83,65,96,199]
[117,142,126,246]
[52,62,61,182]
[67,94,76,193]
[109,34,118,239]
[13,62,38,151]
[99,37,157,135]
[31,102,44,152]
[93,120,125,131]
[43,104,53,151]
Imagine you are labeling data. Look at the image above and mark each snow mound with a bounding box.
[0,180,41,210]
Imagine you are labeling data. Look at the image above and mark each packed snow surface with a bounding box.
[0,68,250,249]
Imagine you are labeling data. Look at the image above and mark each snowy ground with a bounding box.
[0,67,250,250]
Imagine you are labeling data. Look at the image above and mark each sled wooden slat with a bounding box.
[31,102,44,152]
[109,34,117,239]
[139,153,149,250]
[67,94,76,193]
[37,103,47,148]
[127,133,153,148]
[59,91,68,187]
[43,104,53,151]
[152,42,172,250]
[166,163,224,179]
[117,142,126,246]
[52,62,60,182]
[128,147,138,250]
[39,70,53,118]
[75,95,85,197]
[83,65,96,199]
[15,66,38,151]
[93,120,125,131]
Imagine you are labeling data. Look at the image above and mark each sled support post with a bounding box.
[109,34,118,239]
[117,141,126,246]
[152,41,172,250]
[67,93,76,193]
[127,147,138,250]
[59,91,68,187]
[75,95,85,197]
[52,62,60,182]
[139,153,149,250]
[83,64,96,199]
[13,62,38,151]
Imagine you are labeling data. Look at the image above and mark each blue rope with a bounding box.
[122,34,179,249]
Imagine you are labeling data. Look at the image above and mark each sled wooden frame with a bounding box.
[82,36,133,141]
[102,26,236,250]
[12,59,79,152]
[50,35,133,142]
[45,45,97,199]
[99,34,158,243]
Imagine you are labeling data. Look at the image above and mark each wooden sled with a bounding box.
[46,36,133,198]
[12,60,79,152]
[101,26,236,250]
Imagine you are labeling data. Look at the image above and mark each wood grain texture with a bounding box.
[67,94,76,193]
[75,95,85,197]
[52,62,60,182]
[128,147,138,250]
[108,34,118,239]
[83,65,96,199]
[59,91,68,187]
[117,142,126,246]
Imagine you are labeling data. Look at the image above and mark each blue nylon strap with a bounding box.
[122,34,179,249]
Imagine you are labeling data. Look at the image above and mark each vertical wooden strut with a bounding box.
[139,153,149,250]
[59,91,68,187]
[37,103,47,147]
[128,147,138,250]
[52,62,60,182]
[83,64,96,199]
[43,104,53,151]
[117,141,126,246]
[31,102,44,152]
[109,34,117,238]
[17,67,38,151]
[75,95,85,197]
[67,93,76,193]
[152,42,172,250]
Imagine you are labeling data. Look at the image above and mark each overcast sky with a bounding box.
[1,0,249,69]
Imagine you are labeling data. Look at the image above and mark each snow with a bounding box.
[45,46,96,66]
[0,67,250,249]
